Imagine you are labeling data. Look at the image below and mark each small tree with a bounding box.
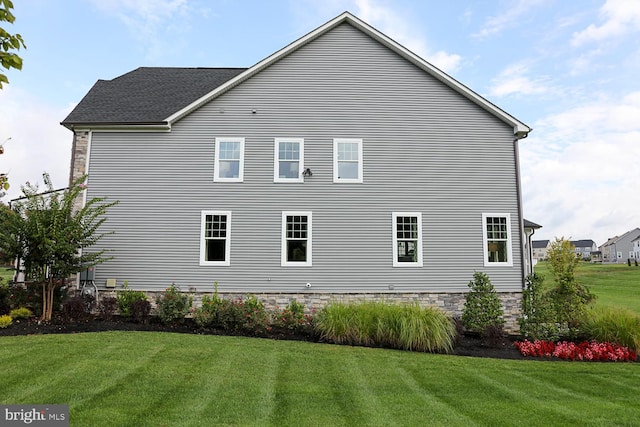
[1,0,27,89]
[461,272,505,340]
[546,237,595,332]
[518,273,559,340]
[0,173,118,321]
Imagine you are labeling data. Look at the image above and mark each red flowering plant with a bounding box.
[273,300,314,334]
[514,339,637,362]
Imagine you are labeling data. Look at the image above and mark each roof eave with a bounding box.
[62,122,172,132]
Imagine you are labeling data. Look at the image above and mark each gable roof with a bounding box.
[570,240,596,248]
[62,68,246,129]
[532,240,550,249]
[62,12,531,137]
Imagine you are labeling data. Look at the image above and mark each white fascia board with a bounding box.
[65,123,172,133]
[165,11,531,137]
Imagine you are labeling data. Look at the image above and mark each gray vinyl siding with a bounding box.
[86,23,523,293]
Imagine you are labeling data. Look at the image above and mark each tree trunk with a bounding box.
[41,282,48,321]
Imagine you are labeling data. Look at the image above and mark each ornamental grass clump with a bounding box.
[580,306,640,352]
[316,301,455,353]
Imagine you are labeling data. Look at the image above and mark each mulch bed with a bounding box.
[0,316,526,360]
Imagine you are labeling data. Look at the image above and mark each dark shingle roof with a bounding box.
[570,240,596,248]
[532,240,549,249]
[62,67,247,126]
[524,219,542,229]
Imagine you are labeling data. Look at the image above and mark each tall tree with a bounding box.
[0,0,26,88]
[0,173,118,321]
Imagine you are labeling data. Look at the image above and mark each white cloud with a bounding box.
[353,0,461,72]
[488,62,554,97]
[521,92,640,244]
[90,0,191,61]
[0,86,73,201]
[473,0,546,39]
[572,0,640,46]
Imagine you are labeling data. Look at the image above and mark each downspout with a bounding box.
[513,133,528,289]
[528,226,536,275]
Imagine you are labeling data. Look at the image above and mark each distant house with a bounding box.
[523,219,542,275]
[599,228,640,263]
[632,235,640,261]
[61,12,532,329]
[532,239,550,260]
[570,240,597,260]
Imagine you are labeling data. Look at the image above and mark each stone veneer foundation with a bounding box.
[98,290,523,334]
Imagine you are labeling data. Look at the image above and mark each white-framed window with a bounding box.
[274,138,304,183]
[482,213,513,266]
[333,138,363,183]
[200,211,231,266]
[214,137,244,182]
[629,252,635,259]
[617,252,623,259]
[281,211,312,267]
[392,212,423,267]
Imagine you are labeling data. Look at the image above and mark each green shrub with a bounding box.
[273,300,313,333]
[9,307,33,320]
[193,293,223,328]
[0,314,12,328]
[316,301,455,353]
[546,238,596,333]
[461,272,505,339]
[518,273,559,340]
[117,284,148,318]
[240,295,270,334]
[155,284,192,324]
[580,306,640,351]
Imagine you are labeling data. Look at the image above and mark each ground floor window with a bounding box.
[282,211,312,266]
[482,213,513,266]
[392,212,423,267]
[200,211,231,266]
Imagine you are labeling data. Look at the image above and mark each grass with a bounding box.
[315,301,456,352]
[0,267,12,282]
[534,261,640,314]
[0,332,639,426]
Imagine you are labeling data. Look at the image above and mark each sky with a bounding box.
[1,0,639,246]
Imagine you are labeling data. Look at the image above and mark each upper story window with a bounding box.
[200,211,231,266]
[333,138,363,183]
[214,138,244,182]
[281,211,312,267]
[482,213,513,266]
[392,212,423,267]
[274,138,304,183]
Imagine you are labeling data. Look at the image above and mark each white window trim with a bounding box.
[392,212,423,267]
[482,213,513,267]
[281,211,312,267]
[200,210,231,266]
[274,138,304,183]
[333,138,363,183]
[214,137,245,182]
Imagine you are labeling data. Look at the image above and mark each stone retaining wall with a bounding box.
[100,290,523,333]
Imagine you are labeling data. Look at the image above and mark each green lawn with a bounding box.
[0,267,12,282]
[534,261,640,314]
[1,332,638,426]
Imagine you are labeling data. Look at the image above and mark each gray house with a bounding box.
[570,239,597,260]
[62,12,531,328]
[600,228,640,263]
